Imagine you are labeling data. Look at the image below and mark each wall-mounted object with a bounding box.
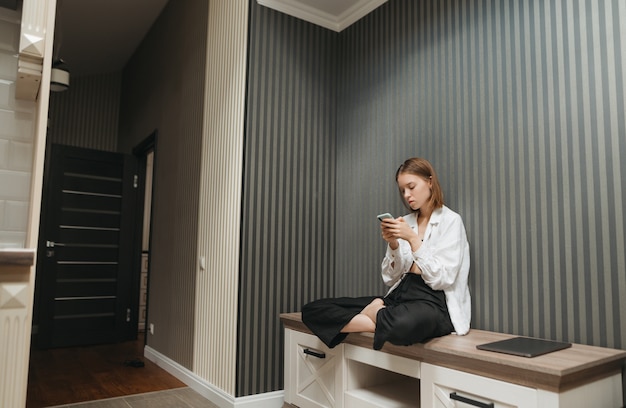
[50,58,69,91]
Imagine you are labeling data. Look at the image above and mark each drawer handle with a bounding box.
[303,348,326,359]
[450,392,494,408]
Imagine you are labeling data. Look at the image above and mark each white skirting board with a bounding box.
[144,346,285,408]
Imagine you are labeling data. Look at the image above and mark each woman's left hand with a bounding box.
[383,217,416,241]
[390,217,424,252]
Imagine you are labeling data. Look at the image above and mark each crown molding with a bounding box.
[257,0,387,32]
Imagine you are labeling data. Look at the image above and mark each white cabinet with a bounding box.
[281,313,626,408]
[284,329,421,408]
[284,329,345,408]
[343,344,420,408]
[420,363,623,408]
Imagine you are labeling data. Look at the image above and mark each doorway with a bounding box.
[132,132,156,339]
[33,134,156,348]
[34,144,139,348]
[27,134,162,406]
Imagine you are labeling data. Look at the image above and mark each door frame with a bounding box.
[131,130,157,345]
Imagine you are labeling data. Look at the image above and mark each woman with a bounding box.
[302,157,471,350]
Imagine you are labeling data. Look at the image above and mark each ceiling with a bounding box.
[0,0,17,10]
[2,0,386,76]
[56,0,386,75]
[53,0,169,76]
[257,0,388,32]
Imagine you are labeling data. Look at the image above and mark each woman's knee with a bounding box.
[380,308,438,341]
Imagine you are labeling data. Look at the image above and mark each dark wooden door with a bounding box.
[36,144,139,348]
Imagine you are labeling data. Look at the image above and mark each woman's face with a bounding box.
[397,172,432,211]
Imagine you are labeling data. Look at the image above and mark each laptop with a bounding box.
[476,336,572,358]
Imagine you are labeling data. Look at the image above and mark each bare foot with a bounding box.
[361,298,385,324]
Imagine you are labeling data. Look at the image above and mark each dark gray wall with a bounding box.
[238,0,338,397]
[336,0,625,350]
[241,0,625,398]
[118,0,208,369]
[47,73,121,151]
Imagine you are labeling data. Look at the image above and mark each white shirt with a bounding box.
[381,205,471,335]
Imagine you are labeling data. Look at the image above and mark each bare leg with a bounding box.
[340,298,385,333]
[340,314,376,332]
[361,298,385,322]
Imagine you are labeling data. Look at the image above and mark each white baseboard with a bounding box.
[233,390,286,408]
[144,345,284,408]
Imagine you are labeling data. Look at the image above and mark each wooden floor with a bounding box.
[26,332,186,408]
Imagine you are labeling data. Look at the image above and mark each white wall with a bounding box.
[0,7,37,249]
[1,0,55,405]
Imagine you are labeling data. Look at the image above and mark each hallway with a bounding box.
[26,333,187,407]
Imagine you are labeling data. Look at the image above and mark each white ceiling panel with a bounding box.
[257,0,388,32]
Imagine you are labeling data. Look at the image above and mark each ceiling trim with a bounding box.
[257,0,388,32]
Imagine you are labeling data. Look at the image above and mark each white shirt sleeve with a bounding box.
[381,241,414,288]
[414,210,467,291]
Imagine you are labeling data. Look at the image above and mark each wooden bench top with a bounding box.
[280,312,626,393]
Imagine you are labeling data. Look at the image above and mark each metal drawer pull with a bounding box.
[303,348,326,359]
[450,392,494,408]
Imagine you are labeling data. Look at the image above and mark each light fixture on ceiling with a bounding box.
[50,59,70,92]
[50,0,69,92]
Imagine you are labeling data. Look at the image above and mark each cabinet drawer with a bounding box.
[421,363,537,408]
[285,329,344,408]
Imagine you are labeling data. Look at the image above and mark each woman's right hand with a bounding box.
[380,219,399,249]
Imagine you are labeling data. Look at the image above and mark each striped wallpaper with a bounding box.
[47,73,121,152]
[239,0,338,397]
[194,0,249,396]
[119,0,208,374]
[336,0,626,349]
[242,0,625,397]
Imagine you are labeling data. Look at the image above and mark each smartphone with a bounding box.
[377,213,393,222]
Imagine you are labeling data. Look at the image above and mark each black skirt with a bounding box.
[302,273,454,350]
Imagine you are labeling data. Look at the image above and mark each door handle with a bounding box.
[303,348,326,359]
[450,392,494,408]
